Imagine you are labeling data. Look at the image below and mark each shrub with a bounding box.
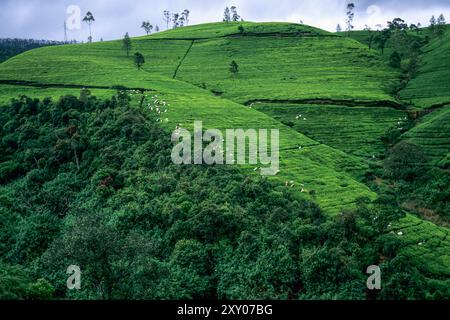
[384,141,428,181]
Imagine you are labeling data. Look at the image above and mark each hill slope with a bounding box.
[0,22,391,213]
[399,27,450,109]
[0,22,448,280]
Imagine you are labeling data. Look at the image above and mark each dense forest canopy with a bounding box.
[0,39,67,63]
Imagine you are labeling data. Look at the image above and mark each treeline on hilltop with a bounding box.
[0,92,448,300]
[0,39,70,63]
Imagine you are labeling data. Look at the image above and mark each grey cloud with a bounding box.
[0,0,449,41]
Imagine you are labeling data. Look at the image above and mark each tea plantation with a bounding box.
[0,22,448,299]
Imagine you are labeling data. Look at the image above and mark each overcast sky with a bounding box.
[0,0,449,41]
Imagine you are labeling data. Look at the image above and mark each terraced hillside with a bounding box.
[399,26,450,109]
[254,103,406,158]
[174,23,399,105]
[0,22,448,280]
[393,214,450,276]
[402,107,450,167]
[0,22,395,213]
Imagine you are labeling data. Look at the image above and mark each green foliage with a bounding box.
[134,52,145,70]
[0,21,448,300]
[389,51,402,69]
[0,39,64,63]
[229,60,239,76]
[384,141,428,181]
[399,25,450,109]
[0,262,55,300]
[122,33,132,57]
[1,95,441,300]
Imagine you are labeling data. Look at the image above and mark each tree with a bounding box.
[336,24,342,33]
[409,24,419,35]
[83,11,95,43]
[134,52,145,70]
[141,21,153,35]
[375,29,390,55]
[163,11,171,30]
[346,3,355,36]
[364,25,375,49]
[179,16,185,27]
[182,9,190,26]
[387,18,408,31]
[172,13,180,29]
[384,141,428,181]
[155,25,160,33]
[122,33,132,57]
[230,60,239,76]
[436,14,447,39]
[429,15,437,34]
[387,18,409,54]
[389,51,402,68]
[231,6,240,22]
[223,7,231,22]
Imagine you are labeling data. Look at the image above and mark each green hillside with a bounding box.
[0,22,389,213]
[254,103,406,158]
[172,24,398,104]
[399,27,450,109]
[147,21,330,39]
[402,107,450,167]
[346,25,450,110]
[0,21,449,295]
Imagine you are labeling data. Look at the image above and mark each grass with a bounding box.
[254,103,406,158]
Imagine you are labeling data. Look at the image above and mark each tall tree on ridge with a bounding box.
[172,13,180,29]
[364,25,375,50]
[141,21,153,35]
[182,9,190,26]
[346,3,355,36]
[231,6,240,22]
[429,15,437,34]
[436,14,447,39]
[179,16,185,27]
[163,11,171,30]
[122,32,132,57]
[223,7,231,22]
[83,11,95,43]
